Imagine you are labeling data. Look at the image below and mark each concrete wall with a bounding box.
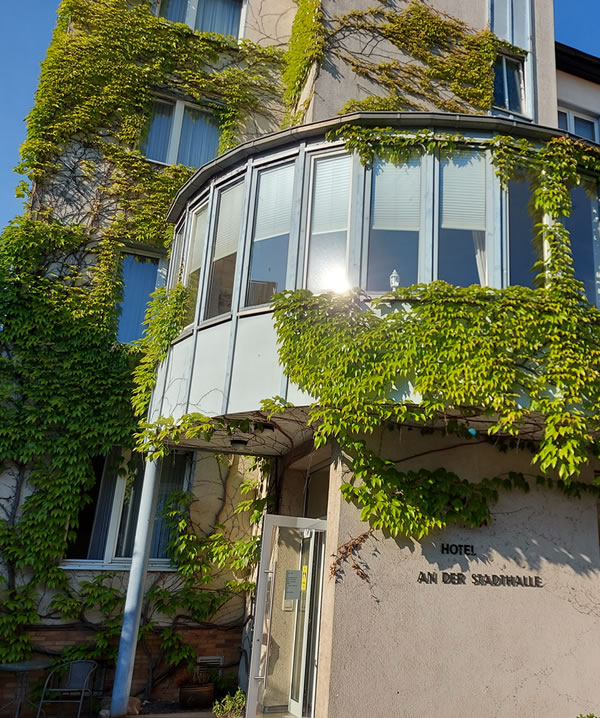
[316,433,600,717]
[557,70,600,115]
[533,0,558,126]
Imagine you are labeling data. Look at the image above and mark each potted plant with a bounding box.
[178,664,215,709]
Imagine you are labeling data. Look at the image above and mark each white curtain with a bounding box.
[371,158,421,231]
[195,0,241,36]
[142,101,174,163]
[177,107,220,168]
[472,231,487,285]
[214,182,245,261]
[253,164,295,242]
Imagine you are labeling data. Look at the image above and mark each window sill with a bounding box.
[237,304,275,318]
[490,107,532,123]
[59,560,177,572]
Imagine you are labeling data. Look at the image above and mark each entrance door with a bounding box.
[247,515,327,718]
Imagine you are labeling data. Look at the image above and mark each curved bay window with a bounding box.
[167,137,600,334]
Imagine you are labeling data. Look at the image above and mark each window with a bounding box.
[158,0,242,37]
[438,152,487,287]
[141,99,220,168]
[65,451,188,565]
[306,154,352,292]
[507,177,539,289]
[493,55,524,114]
[184,204,209,325]
[205,181,245,319]
[558,108,598,143]
[563,181,600,304]
[246,163,295,307]
[118,253,165,343]
[490,0,530,116]
[367,157,421,291]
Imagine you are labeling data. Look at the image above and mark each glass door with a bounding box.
[247,515,327,718]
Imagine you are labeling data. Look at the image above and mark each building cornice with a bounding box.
[555,42,600,84]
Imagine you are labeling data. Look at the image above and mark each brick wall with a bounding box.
[0,624,242,716]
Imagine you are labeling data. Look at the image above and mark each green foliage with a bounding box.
[213,688,246,718]
[268,129,600,538]
[335,1,501,113]
[132,284,188,418]
[282,0,326,123]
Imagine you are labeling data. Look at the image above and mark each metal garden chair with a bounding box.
[35,660,99,718]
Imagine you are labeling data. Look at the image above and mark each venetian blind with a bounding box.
[441,152,487,232]
[311,155,352,235]
[371,158,421,231]
[213,182,245,261]
[253,164,295,242]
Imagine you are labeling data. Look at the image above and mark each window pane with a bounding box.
[367,158,420,291]
[195,0,241,36]
[118,254,159,343]
[150,454,187,559]
[491,0,510,42]
[205,182,245,318]
[184,206,208,325]
[505,59,523,113]
[141,101,174,163]
[493,57,506,108]
[246,163,295,307]
[558,111,568,131]
[564,184,597,304]
[306,155,352,292]
[508,178,538,288]
[115,463,144,558]
[574,116,596,141]
[159,0,188,23]
[177,107,220,168]
[439,152,487,287]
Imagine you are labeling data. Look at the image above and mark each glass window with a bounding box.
[66,451,186,562]
[159,0,188,23]
[367,158,421,291]
[184,205,208,325]
[141,100,174,163]
[438,152,487,287]
[177,107,220,168]
[574,116,596,142]
[564,182,598,304]
[491,0,530,49]
[508,178,539,288]
[205,181,245,318]
[493,56,524,114]
[558,111,568,131]
[306,154,352,292]
[118,254,160,343]
[246,163,295,307]
[195,0,242,36]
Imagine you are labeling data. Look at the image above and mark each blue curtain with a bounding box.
[159,0,188,23]
[117,254,159,344]
[177,107,220,168]
[141,101,173,163]
[195,0,241,36]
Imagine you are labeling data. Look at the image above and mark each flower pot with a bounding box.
[179,682,215,709]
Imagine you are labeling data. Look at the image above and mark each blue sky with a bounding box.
[0,1,598,230]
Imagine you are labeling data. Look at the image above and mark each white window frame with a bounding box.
[492,53,527,118]
[558,106,599,143]
[61,453,192,571]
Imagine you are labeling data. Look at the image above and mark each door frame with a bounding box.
[246,515,327,718]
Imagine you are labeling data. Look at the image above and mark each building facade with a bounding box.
[2,0,600,717]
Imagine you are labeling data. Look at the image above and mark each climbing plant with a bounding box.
[0,0,282,667]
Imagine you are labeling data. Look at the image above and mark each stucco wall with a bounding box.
[557,70,600,115]
[316,434,600,717]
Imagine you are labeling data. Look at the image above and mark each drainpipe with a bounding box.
[110,458,161,717]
